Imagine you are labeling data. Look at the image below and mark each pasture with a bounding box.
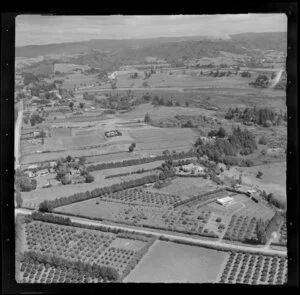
[124,240,228,283]
[230,161,286,201]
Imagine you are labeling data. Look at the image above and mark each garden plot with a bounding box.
[124,241,228,283]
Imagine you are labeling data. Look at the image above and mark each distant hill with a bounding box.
[230,32,287,52]
[15,35,216,58]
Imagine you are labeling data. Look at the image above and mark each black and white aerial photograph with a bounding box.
[10,12,293,286]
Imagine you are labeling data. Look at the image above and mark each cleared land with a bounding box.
[124,240,228,283]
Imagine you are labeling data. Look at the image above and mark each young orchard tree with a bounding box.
[144,113,151,123]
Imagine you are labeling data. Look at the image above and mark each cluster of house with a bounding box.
[175,163,206,176]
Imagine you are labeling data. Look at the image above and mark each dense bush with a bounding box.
[15,173,37,192]
[195,126,257,166]
[85,173,94,183]
[31,211,71,225]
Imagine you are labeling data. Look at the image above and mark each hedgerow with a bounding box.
[87,151,197,172]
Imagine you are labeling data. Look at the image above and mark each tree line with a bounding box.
[87,150,197,173]
[225,106,286,127]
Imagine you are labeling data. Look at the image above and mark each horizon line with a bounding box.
[16,31,287,48]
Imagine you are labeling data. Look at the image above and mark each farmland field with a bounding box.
[124,240,228,283]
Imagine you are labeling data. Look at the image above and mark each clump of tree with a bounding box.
[195,126,257,166]
[240,71,251,78]
[208,127,227,138]
[30,112,44,126]
[249,75,269,88]
[256,170,263,179]
[22,72,38,86]
[225,106,283,127]
[142,81,149,88]
[130,72,139,79]
[128,142,136,152]
[15,170,37,192]
[258,135,268,145]
[85,173,95,183]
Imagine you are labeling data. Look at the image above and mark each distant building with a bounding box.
[175,163,205,176]
[24,171,35,178]
[49,161,57,168]
[217,196,234,206]
[27,164,39,170]
[36,169,49,177]
[33,131,41,137]
[70,169,81,176]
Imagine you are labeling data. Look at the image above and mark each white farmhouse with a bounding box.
[216,196,234,206]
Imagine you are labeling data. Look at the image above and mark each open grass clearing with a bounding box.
[124,240,228,283]
[148,177,218,197]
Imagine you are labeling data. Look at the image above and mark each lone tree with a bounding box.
[256,170,263,179]
[39,201,53,213]
[79,102,84,109]
[128,142,136,152]
[40,130,46,145]
[217,127,227,138]
[144,113,151,123]
[85,173,95,183]
[185,101,189,107]
[69,102,74,111]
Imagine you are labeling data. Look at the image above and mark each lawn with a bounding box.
[124,240,228,283]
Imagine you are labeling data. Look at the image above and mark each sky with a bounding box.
[16,14,287,47]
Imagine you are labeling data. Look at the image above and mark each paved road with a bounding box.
[15,208,287,256]
[15,102,23,169]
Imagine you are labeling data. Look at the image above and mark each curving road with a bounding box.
[15,208,286,256]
